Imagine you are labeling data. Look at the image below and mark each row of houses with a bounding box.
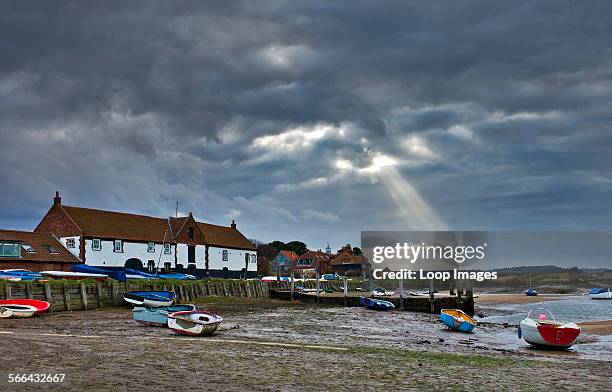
[269,244,370,278]
[1,192,257,278]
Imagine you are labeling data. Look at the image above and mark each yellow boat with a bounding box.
[440,309,476,332]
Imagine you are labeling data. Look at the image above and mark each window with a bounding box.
[222,250,228,261]
[114,240,123,253]
[45,245,59,255]
[21,244,36,253]
[147,260,155,273]
[66,238,75,248]
[92,239,101,251]
[164,243,171,254]
[298,259,311,266]
[147,242,155,253]
[251,254,257,263]
[188,227,194,240]
[0,242,20,257]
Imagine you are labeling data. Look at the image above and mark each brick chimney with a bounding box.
[53,191,61,205]
[231,219,236,229]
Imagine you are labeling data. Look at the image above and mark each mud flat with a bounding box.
[578,320,612,335]
[0,297,610,391]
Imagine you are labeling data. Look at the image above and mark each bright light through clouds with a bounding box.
[359,153,397,173]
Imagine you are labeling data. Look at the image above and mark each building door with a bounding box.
[188,245,195,265]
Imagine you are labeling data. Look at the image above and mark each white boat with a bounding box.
[40,271,109,280]
[372,287,395,296]
[0,306,13,318]
[518,308,581,349]
[167,310,223,336]
[0,299,51,318]
[589,288,612,300]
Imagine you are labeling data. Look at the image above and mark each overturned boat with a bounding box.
[589,288,611,300]
[440,309,476,333]
[0,299,50,318]
[167,310,223,336]
[359,296,395,311]
[123,291,176,307]
[518,308,580,349]
[132,304,196,326]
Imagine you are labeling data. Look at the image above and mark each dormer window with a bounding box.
[92,239,101,251]
[114,240,123,253]
[188,227,194,240]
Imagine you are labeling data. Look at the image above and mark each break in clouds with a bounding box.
[1,1,612,264]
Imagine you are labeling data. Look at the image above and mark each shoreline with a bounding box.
[475,293,576,305]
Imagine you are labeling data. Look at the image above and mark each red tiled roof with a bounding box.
[293,250,330,270]
[275,250,299,262]
[0,230,81,264]
[62,205,172,243]
[330,250,368,266]
[197,222,256,250]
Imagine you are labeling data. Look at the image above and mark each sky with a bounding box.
[1,1,612,258]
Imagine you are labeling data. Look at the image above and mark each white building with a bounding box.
[35,192,257,278]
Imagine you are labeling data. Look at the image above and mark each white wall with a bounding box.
[60,236,80,258]
[208,246,257,271]
[83,238,175,269]
[175,244,206,269]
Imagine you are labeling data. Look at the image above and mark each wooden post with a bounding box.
[343,277,348,307]
[111,282,119,306]
[25,283,33,299]
[96,283,103,308]
[399,278,404,310]
[3,283,10,299]
[316,270,320,304]
[43,282,52,309]
[63,284,71,311]
[290,271,295,301]
[79,282,88,310]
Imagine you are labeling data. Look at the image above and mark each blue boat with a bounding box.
[440,309,476,332]
[72,264,127,282]
[124,268,196,280]
[124,291,176,307]
[359,296,395,311]
[525,288,538,296]
[0,269,42,281]
[132,304,196,326]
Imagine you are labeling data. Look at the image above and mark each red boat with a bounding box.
[518,308,581,349]
[0,299,51,318]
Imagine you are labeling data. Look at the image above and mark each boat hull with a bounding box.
[123,291,176,307]
[0,299,50,318]
[167,310,223,336]
[440,309,476,333]
[132,305,196,326]
[589,289,611,300]
[519,319,580,349]
[359,296,395,311]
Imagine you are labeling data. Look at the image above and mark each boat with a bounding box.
[167,310,224,336]
[440,309,477,332]
[0,269,42,281]
[372,287,395,296]
[0,274,22,282]
[518,307,581,349]
[589,288,612,300]
[124,268,196,280]
[0,299,50,318]
[72,264,127,282]
[40,271,109,281]
[123,291,176,307]
[525,288,538,296]
[132,304,196,326]
[359,296,395,311]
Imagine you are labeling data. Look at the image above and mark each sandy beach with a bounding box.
[578,320,612,336]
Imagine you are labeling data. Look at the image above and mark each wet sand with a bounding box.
[579,320,612,335]
[476,293,574,305]
[0,298,610,391]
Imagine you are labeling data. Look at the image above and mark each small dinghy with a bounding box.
[518,307,580,349]
[0,269,42,281]
[372,287,395,296]
[589,288,611,300]
[40,271,109,281]
[525,288,538,296]
[440,309,476,332]
[123,291,176,307]
[359,296,395,311]
[0,299,50,318]
[132,304,196,326]
[167,310,223,336]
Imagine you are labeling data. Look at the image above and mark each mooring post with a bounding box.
[63,284,71,311]
[316,270,321,304]
[343,277,348,307]
[290,271,295,301]
[399,278,404,310]
[429,278,435,313]
[79,282,88,310]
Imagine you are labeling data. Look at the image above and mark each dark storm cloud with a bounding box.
[1,1,612,266]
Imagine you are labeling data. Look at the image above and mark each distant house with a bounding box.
[34,192,257,278]
[0,229,81,272]
[271,250,299,275]
[330,244,370,278]
[291,250,331,277]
